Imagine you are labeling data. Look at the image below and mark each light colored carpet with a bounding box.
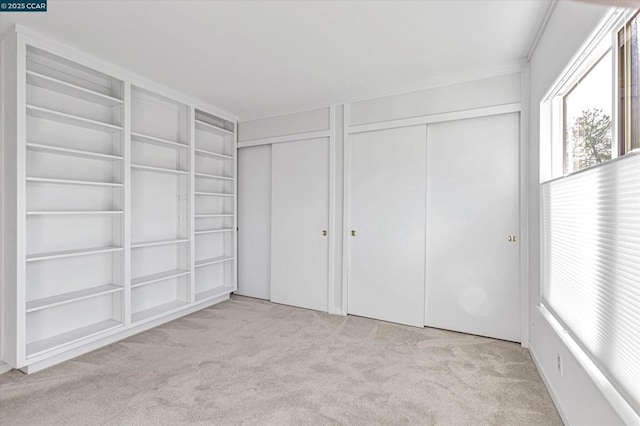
[0,295,561,425]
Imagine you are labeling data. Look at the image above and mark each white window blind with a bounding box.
[542,152,640,414]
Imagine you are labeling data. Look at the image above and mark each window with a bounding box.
[541,8,640,419]
[618,10,639,154]
[546,9,639,178]
[563,51,613,174]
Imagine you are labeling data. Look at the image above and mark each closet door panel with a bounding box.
[347,125,426,327]
[271,138,329,312]
[237,145,272,300]
[425,113,520,342]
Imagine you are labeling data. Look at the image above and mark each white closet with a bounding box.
[425,113,520,341]
[1,30,237,372]
[237,145,271,300]
[270,138,329,312]
[346,125,427,327]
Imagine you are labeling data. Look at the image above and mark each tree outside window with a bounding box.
[564,51,613,174]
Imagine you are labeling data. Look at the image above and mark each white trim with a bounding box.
[347,103,522,135]
[542,8,633,103]
[237,130,331,148]
[122,82,132,327]
[526,0,559,62]
[529,345,570,425]
[20,294,230,374]
[327,106,336,314]
[536,306,640,425]
[341,105,351,316]
[239,61,524,123]
[519,65,531,348]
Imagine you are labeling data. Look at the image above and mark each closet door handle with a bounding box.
[351,230,356,237]
[322,230,327,236]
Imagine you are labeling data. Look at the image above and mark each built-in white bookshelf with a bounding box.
[2,30,237,372]
[193,110,236,302]
[24,45,126,359]
[130,86,191,323]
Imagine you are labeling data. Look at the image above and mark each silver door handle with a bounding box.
[322,230,327,236]
[508,235,517,242]
[351,230,356,237]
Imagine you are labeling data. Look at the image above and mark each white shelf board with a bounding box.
[26,177,123,187]
[194,191,234,197]
[195,214,234,218]
[195,256,234,268]
[131,238,189,249]
[195,286,234,302]
[195,119,234,136]
[27,246,123,262]
[195,229,235,235]
[26,105,123,133]
[27,210,123,215]
[131,269,190,289]
[194,148,233,160]
[131,132,188,149]
[26,319,123,358]
[26,284,123,313]
[27,143,123,161]
[132,300,188,323]
[194,172,234,181]
[132,164,189,175]
[26,71,123,106]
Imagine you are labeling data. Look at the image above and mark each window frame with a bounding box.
[542,7,638,181]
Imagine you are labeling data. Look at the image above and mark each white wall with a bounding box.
[238,108,330,142]
[349,73,521,125]
[527,2,631,424]
[0,27,5,373]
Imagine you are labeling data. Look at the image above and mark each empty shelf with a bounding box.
[27,143,123,161]
[132,300,188,323]
[195,214,234,218]
[27,105,123,133]
[131,269,190,288]
[27,177,123,187]
[195,119,234,136]
[195,228,235,235]
[195,286,234,302]
[26,71,123,106]
[195,256,234,268]
[131,132,188,149]
[194,148,233,160]
[26,319,122,358]
[131,164,189,175]
[131,238,189,249]
[27,246,123,262]
[194,191,234,197]
[194,172,233,180]
[27,210,123,215]
[26,284,123,313]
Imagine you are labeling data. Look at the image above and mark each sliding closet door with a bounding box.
[425,113,520,342]
[347,125,426,327]
[237,145,271,300]
[270,138,329,312]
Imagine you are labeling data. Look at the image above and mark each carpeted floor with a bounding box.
[0,295,561,425]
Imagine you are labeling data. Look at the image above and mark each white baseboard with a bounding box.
[529,346,570,425]
[0,361,12,375]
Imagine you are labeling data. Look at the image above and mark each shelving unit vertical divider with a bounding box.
[188,107,196,303]
[11,32,28,366]
[123,82,132,325]
[233,121,238,292]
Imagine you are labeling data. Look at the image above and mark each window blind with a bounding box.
[542,152,640,415]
